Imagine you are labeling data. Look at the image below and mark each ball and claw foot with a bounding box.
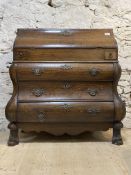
[8,122,19,146]
[112,122,123,145]
[112,137,123,145]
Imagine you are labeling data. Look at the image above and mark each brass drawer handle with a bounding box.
[87,108,100,115]
[61,64,73,70]
[87,88,98,96]
[89,68,100,76]
[32,68,43,76]
[38,112,46,122]
[32,88,45,97]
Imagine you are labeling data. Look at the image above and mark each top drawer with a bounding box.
[14,29,118,61]
[14,63,114,81]
[14,48,117,61]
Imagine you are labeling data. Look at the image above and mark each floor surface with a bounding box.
[0,129,131,175]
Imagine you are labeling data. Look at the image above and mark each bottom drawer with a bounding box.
[17,102,114,123]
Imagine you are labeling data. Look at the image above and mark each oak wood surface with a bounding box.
[16,63,114,81]
[14,28,117,49]
[14,48,117,61]
[5,28,126,145]
[18,81,113,102]
[17,102,114,123]
[17,122,113,133]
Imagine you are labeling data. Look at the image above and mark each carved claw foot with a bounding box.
[112,122,123,145]
[8,122,19,146]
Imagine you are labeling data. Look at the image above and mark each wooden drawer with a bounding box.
[18,82,113,102]
[15,63,114,81]
[17,102,114,123]
[14,48,117,61]
[14,29,117,61]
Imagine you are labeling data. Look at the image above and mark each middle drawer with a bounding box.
[18,82,113,102]
[16,63,114,81]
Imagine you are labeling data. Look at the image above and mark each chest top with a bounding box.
[13,28,118,62]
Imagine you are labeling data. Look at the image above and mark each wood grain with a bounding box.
[14,48,117,61]
[17,102,114,123]
[18,81,113,102]
[5,28,125,145]
[16,63,114,81]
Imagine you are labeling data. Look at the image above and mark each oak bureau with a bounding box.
[5,28,126,146]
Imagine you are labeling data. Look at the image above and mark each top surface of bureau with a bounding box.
[15,28,117,49]
[13,28,118,61]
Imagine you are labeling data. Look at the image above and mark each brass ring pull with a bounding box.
[87,88,98,96]
[89,68,100,76]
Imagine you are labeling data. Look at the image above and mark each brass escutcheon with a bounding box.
[63,82,71,89]
[61,30,72,36]
[62,104,72,112]
[38,112,46,122]
[32,88,45,97]
[61,64,73,70]
[32,68,43,76]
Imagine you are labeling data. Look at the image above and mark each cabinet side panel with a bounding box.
[113,63,126,121]
[5,63,18,122]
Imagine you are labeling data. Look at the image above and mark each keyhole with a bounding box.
[109,53,113,59]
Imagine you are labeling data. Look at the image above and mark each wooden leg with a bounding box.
[8,122,19,146]
[112,122,123,145]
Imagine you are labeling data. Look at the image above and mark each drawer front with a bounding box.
[17,102,114,123]
[14,48,117,61]
[16,63,114,81]
[18,82,113,102]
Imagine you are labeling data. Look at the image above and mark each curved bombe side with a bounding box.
[113,62,126,122]
[112,62,126,145]
[5,63,18,122]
